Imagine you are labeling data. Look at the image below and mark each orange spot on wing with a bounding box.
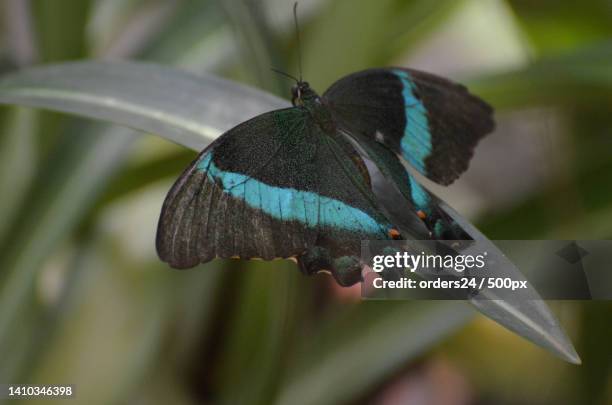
[388,228,401,239]
[417,210,427,220]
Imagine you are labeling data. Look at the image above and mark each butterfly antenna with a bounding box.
[293,2,303,82]
[270,67,299,83]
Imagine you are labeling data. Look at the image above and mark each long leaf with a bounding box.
[0,107,37,244]
[0,61,287,150]
[438,201,580,364]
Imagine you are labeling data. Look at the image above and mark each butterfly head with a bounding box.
[292,81,319,107]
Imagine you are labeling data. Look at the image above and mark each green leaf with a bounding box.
[30,0,95,155]
[0,107,38,244]
[217,263,303,405]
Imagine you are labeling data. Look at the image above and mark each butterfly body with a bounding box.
[157,68,494,286]
[290,81,336,135]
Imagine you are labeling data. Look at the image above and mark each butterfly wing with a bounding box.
[347,130,469,239]
[323,68,495,185]
[156,107,397,286]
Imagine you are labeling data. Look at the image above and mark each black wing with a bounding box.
[156,107,398,286]
[323,68,495,185]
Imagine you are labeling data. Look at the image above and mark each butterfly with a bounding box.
[156,67,494,286]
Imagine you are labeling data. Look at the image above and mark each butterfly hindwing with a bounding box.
[156,108,397,285]
[345,130,468,240]
[323,68,495,185]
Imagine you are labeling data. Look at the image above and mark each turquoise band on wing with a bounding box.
[392,69,432,175]
[197,153,388,235]
[393,69,434,213]
[408,175,431,214]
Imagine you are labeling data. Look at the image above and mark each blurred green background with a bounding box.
[0,0,611,404]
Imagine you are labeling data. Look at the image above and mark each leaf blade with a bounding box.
[0,61,288,150]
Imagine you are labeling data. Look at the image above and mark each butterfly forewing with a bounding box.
[156,108,397,285]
